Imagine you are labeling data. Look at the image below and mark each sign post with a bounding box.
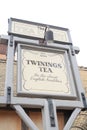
[5,17,85,129]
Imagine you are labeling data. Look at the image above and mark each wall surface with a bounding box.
[79,67,87,97]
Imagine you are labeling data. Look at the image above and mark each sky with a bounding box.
[0,0,87,67]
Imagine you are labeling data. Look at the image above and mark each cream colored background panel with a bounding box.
[21,49,71,95]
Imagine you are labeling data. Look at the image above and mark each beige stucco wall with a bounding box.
[0,60,6,96]
[70,67,87,130]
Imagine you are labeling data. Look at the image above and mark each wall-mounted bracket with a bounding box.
[47,99,55,127]
[7,86,11,104]
[9,35,13,46]
[70,45,75,56]
[81,92,87,109]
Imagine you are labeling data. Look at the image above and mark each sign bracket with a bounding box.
[47,99,55,127]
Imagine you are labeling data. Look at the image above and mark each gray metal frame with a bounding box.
[13,105,39,130]
[0,35,85,130]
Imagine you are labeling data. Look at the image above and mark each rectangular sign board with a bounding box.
[17,44,76,98]
[8,18,72,43]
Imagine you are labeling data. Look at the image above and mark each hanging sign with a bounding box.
[17,44,76,98]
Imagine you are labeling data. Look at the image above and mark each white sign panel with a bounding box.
[9,18,71,43]
[11,21,69,42]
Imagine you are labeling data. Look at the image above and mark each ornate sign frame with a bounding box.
[17,44,76,99]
